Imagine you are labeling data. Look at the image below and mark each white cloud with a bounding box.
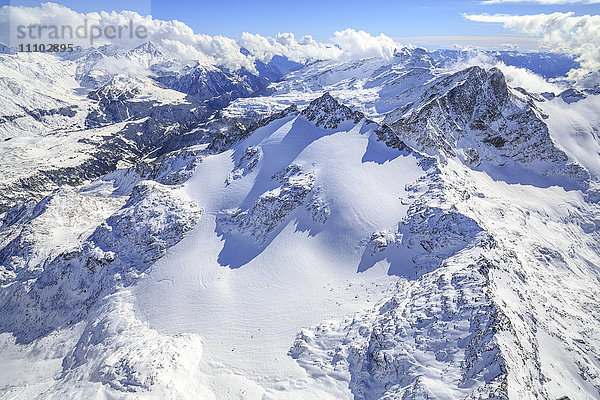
[331,29,397,60]
[0,3,256,70]
[465,12,600,87]
[238,32,341,63]
[0,3,400,72]
[440,50,564,93]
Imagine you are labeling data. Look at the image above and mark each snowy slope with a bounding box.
[132,96,432,399]
[1,46,600,400]
[221,50,438,122]
[0,42,299,213]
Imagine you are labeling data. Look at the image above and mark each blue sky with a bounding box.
[4,0,600,43]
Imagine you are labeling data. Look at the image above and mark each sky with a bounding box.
[3,0,599,44]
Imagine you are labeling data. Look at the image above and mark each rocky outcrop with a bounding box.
[384,67,589,185]
[0,180,200,343]
[290,256,509,400]
[225,146,262,186]
[301,92,364,129]
[85,77,208,127]
[218,164,315,243]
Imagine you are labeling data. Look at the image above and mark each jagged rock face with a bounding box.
[154,64,267,109]
[558,88,595,104]
[384,67,589,185]
[0,180,200,343]
[301,92,365,129]
[225,146,263,186]
[218,164,316,243]
[290,257,508,400]
[305,187,330,224]
[206,104,299,153]
[90,181,201,267]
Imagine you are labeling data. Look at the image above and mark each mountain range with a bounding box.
[0,42,599,400]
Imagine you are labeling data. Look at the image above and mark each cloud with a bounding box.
[481,0,600,4]
[238,32,341,62]
[440,50,564,93]
[0,3,399,72]
[331,29,397,60]
[465,12,600,87]
[0,3,256,70]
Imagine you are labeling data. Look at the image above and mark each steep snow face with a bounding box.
[540,94,600,180]
[290,156,600,400]
[131,95,438,398]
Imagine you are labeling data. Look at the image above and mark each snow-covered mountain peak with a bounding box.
[383,64,591,189]
[117,41,172,70]
[300,92,365,129]
[393,47,436,70]
[129,41,164,57]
